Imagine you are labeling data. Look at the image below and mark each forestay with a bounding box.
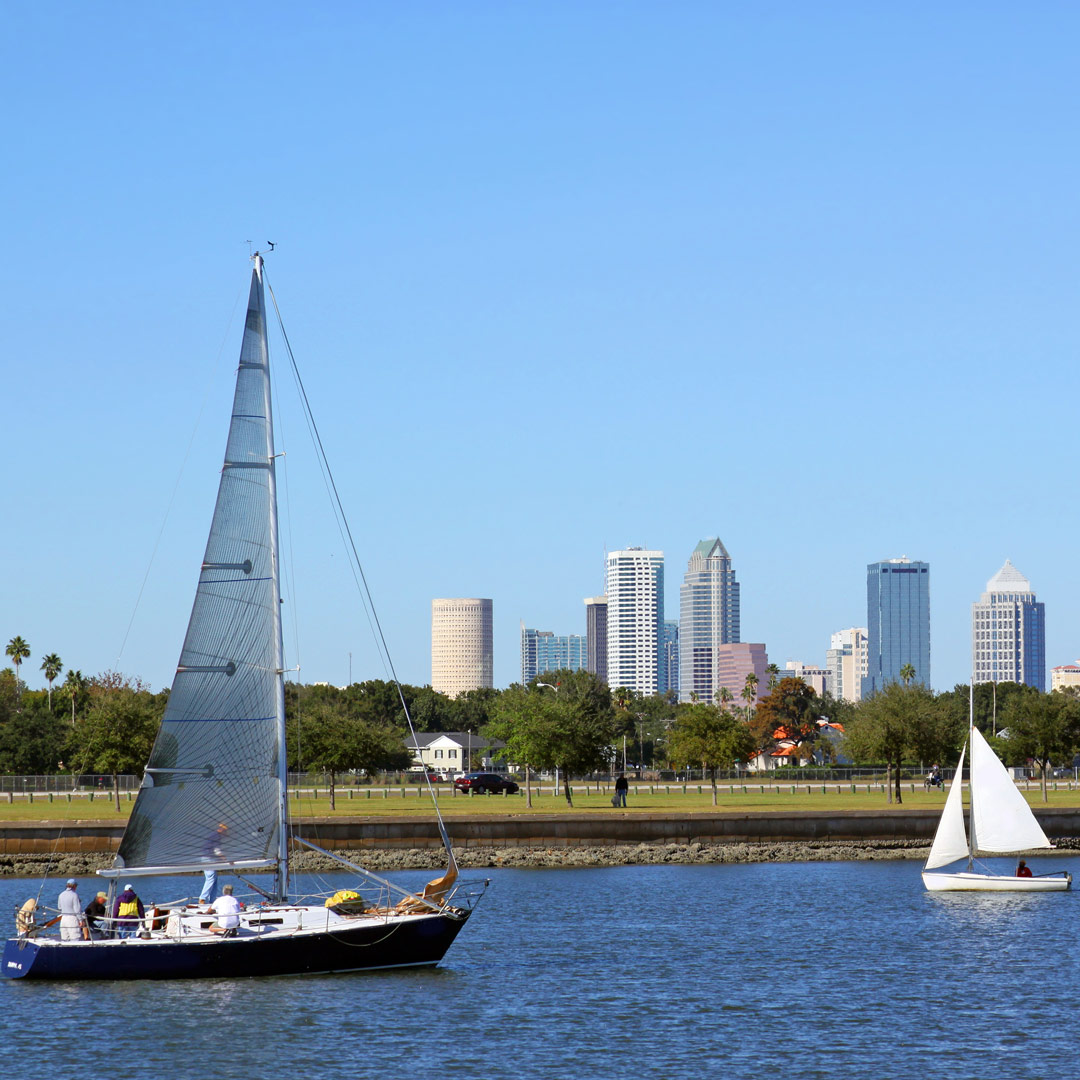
[114,260,286,878]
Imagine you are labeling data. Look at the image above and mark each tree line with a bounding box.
[5,635,1078,809]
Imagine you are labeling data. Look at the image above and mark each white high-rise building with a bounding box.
[679,538,740,703]
[605,549,664,696]
[972,560,1045,690]
[826,627,868,703]
[431,598,493,698]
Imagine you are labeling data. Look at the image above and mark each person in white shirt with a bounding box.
[58,879,85,942]
[210,884,243,936]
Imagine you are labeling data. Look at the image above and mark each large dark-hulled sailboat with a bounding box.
[3,255,483,980]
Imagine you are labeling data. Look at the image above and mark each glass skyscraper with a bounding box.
[679,538,740,703]
[971,560,1045,690]
[520,624,588,685]
[862,558,930,697]
[662,620,679,698]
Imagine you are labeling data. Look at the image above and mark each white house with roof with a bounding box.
[406,732,504,776]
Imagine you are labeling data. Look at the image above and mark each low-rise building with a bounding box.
[1051,661,1080,692]
[406,732,504,777]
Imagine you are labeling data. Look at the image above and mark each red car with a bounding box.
[453,772,519,794]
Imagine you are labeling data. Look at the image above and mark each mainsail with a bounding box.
[115,256,287,889]
[969,724,1051,856]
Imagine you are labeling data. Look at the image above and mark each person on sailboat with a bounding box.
[209,885,243,937]
[16,898,37,937]
[199,821,229,904]
[1016,860,1033,878]
[112,884,145,939]
[83,891,109,939]
[57,880,85,942]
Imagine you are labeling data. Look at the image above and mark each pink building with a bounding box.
[715,643,769,704]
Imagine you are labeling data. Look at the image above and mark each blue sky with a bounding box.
[3,2,1079,694]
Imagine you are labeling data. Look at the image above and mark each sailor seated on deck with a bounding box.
[209,884,243,937]
[1017,859,1033,878]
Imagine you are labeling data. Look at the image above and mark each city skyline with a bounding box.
[6,7,1080,697]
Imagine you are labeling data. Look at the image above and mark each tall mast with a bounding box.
[256,252,290,903]
[967,679,975,869]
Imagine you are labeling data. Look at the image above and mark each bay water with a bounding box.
[1,858,1074,1080]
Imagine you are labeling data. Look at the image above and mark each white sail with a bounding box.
[970,725,1051,855]
[924,742,969,870]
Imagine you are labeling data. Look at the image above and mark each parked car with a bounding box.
[453,772,519,794]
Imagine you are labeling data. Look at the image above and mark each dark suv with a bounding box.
[453,772,520,794]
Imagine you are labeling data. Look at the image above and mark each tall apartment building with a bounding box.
[605,548,664,696]
[715,643,769,705]
[679,538,740,703]
[863,557,930,697]
[972,560,1045,690]
[583,595,608,684]
[431,598,493,698]
[826,627,868,703]
[520,624,587,684]
[663,620,679,699]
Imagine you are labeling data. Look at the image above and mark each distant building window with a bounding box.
[434,749,443,759]
[449,749,457,758]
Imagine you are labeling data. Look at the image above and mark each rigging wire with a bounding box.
[263,271,456,859]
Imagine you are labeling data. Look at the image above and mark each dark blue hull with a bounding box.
[2,910,469,981]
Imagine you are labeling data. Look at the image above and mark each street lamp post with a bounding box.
[536,681,560,802]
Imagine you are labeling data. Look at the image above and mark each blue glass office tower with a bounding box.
[862,557,930,696]
[520,624,587,684]
[662,620,679,698]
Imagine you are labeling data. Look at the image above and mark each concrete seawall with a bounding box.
[6,807,1080,855]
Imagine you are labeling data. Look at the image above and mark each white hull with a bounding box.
[922,871,1072,892]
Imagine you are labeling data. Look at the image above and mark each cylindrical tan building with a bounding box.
[431,598,493,698]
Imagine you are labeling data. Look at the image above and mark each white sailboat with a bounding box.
[922,715,1071,892]
[3,254,486,980]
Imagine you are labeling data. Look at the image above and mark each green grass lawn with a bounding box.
[4,781,1080,821]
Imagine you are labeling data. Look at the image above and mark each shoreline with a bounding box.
[6,839,1080,880]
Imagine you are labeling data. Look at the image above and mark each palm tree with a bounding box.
[717,686,734,708]
[5,636,30,701]
[742,672,759,722]
[899,663,916,686]
[766,663,780,692]
[41,653,63,710]
[63,668,86,726]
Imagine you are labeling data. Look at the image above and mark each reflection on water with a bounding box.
[1,858,1076,1080]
